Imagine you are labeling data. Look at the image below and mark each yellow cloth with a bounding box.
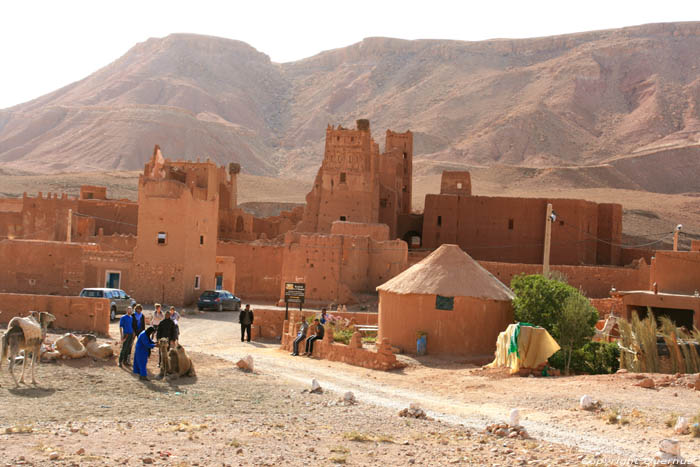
[487,323,560,374]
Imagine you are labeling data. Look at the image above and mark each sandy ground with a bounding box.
[2,311,698,465]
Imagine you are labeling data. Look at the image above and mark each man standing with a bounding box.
[239,304,254,342]
[118,306,134,368]
[156,309,177,367]
[291,315,309,356]
[133,327,156,381]
[132,304,145,336]
[304,318,325,357]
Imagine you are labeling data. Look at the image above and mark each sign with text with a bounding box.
[284,282,306,304]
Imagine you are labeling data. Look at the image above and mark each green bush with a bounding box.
[548,342,620,374]
[333,328,354,345]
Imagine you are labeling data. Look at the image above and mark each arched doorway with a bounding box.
[402,230,422,249]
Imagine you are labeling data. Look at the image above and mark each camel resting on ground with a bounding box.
[1,311,56,386]
[157,338,171,378]
[167,344,196,379]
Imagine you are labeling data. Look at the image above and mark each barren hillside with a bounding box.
[1,23,700,194]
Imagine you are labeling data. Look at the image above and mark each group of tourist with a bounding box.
[290,309,327,357]
[118,303,181,381]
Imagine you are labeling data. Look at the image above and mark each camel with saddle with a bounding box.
[1,311,56,386]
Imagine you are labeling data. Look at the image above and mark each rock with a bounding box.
[236,448,243,455]
[579,395,594,410]
[142,457,154,464]
[48,452,59,460]
[509,409,520,426]
[674,417,690,435]
[310,379,323,394]
[637,378,655,389]
[236,355,254,372]
[695,377,700,391]
[616,369,628,374]
[76,448,85,455]
[409,402,421,411]
[659,439,681,456]
[342,391,356,404]
[508,431,519,438]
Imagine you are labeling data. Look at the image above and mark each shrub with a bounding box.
[548,342,619,374]
[557,293,600,374]
[333,328,354,345]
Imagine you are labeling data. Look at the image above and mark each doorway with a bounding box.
[215,274,223,291]
[105,271,121,289]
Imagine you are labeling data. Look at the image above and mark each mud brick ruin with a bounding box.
[1,119,699,355]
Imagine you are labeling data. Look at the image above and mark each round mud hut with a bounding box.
[376,244,515,357]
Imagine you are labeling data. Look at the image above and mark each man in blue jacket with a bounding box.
[118,306,134,367]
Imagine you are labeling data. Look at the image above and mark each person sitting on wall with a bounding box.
[319,308,328,325]
[132,304,146,336]
[303,319,325,357]
[118,306,135,368]
[239,304,254,343]
[291,315,309,356]
[151,303,164,328]
[133,326,156,381]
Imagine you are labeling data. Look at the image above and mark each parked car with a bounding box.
[79,288,136,321]
[197,290,241,312]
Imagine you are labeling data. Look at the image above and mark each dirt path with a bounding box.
[170,311,700,463]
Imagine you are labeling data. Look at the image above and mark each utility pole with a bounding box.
[673,224,682,251]
[543,203,553,276]
[66,209,72,242]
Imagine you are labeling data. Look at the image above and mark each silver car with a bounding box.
[79,288,136,321]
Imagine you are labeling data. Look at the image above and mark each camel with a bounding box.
[80,335,114,359]
[1,311,56,386]
[157,338,171,378]
[167,344,196,379]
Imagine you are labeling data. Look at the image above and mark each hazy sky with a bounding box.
[2,0,698,109]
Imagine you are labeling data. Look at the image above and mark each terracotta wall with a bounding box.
[480,259,650,298]
[692,240,700,252]
[280,310,398,370]
[76,199,138,236]
[589,297,624,319]
[216,241,283,300]
[250,308,379,341]
[650,251,700,295]
[440,171,472,196]
[0,294,111,335]
[88,232,138,251]
[621,247,654,266]
[422,195,619,266]
[596,203,622,265]
[0,239,86,295]
[378,292,513,357]
[330,221,389,241]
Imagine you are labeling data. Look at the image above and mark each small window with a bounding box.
[194,275,201,290]
[351,137,354,142]
[508,219,514,230]
[340,172,346,183]
[336,136,340,142]
[403,152,407,159]
[559,220,564,226]
[402,185,407,192]
[437,216,442,226]
[86,193,94,199]
[200,235,204,245]
[157,232,167,244]
[457,182,463,189]
[436,295,454,310]
[380,198,388,208]
[340,216,347,221]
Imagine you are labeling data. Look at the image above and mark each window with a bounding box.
[436,295,454,310]
[403,152,407,159]
[508,219,514,230]
[457,182,463,189]
[194,275,201,290]
[340,172,346,183]
[380,198,388,208]
[402,185,407,192]
[200,235,204,245]
[157,232,167,244]
[340,216,347,221]
[86,193,94,199]
[437,216,442,226]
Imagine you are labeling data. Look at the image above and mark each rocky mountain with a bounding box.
[1,23,700,193]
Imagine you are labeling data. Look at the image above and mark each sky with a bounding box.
[1,0,698,109]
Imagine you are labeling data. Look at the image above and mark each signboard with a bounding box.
[284,282,306,304]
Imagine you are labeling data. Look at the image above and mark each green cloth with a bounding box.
[508,322,536,358]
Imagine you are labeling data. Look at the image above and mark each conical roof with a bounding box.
[377,244,515,300]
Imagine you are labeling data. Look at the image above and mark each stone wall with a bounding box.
[0,294,111,335]
[216,241,284,300]
[589,297,625,319]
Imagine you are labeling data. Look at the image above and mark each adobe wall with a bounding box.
[216,241,284,300]
[423,194,619,265]
[330,221,389,241]
[621,247,654,266]
[440,171,472,196]
[0,239,86,295]
[88,232,138,252]
[650,251,700,295]
[618,292,700,329]
[692,240,700,252]
[251,308,379,341]
[80,185,107,200]
[82,248,135,295]
[215,256,236,293]
[480,260,650,298]
[76,199,138,236]
[596,203,622,265]
[378,292,513,358]
[280,310,399,370]
[397,213,424,247]
[589,297,625,319]
[0,210,23,239]
[0,294,111,335]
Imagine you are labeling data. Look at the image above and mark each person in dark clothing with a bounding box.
[118,306,134,367]
[291,316,309,356]
[132,304,146,336]
[239,304,254,342]
[304,319,325,357]
[156,310,177,367]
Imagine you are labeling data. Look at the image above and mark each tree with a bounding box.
[510,274,578,340]
[557,293,599,374]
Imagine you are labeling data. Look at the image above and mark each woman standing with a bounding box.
[133,326,156,381]
[151,303,164,328]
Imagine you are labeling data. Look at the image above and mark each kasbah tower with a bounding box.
[298,119,412,239]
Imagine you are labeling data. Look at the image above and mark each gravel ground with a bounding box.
[0,311,698,465]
